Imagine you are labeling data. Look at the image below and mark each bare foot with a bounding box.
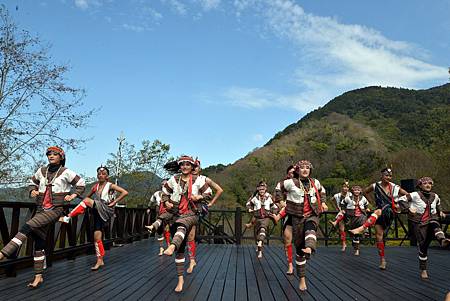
[59,216,71,223]
[341,244,346,252]
[0,252,5,261]
[145,225,154,233]
[299,277,307,291]
[257,251,263,259]
[159,247,164,256]
[164,244,176,256]
[286,263,294,275]
[420,270,429,279]
[175,277,184,293]
[441,238,450,248]
[301,247,312,255]
[91,260,104,271]
[27,275,43,289]
[354,250,360,256]
[187,260,197,274]
[349,226,365,235]
[379,258,386,270]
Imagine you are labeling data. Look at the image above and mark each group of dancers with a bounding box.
[1,146,449,293]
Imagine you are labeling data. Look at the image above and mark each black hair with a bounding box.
[97,166,110,175]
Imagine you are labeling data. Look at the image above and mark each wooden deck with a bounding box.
[0,239,449,300]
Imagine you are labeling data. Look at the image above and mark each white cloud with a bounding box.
[161,0,187,15]
[249,0,447,110]
[223,86,321,113]
[74,0,89,10]
[197,0,221,11]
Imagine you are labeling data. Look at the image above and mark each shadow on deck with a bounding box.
[0,240,449,301]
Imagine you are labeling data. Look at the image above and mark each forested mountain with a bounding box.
[204,84,450,209]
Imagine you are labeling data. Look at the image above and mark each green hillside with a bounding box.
[204,84,450,209]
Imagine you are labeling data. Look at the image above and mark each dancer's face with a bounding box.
[257,186,266,196]
[180,162,193,175]
[420,181,433,192]
[97,169,109,181]
[299,165,311,178]
[342,185,349,194]
[381,173,392,183]
[192,166,200,175]
[287,168,295,179]
[352,188,361,196]
[47,152,62,165]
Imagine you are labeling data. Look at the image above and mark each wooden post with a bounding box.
[235,207,242,245]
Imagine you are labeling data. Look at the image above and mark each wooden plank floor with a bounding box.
[0,240,449,300]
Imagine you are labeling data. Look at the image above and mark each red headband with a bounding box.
[46,146,65,159]
[177,155,195,166]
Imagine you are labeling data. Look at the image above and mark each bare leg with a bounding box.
[284,225,293,274]
[375,225,386,270]
[175,275,184,292]
[187,226,197,274]
[91,230,105,270]
[339,222,346,251]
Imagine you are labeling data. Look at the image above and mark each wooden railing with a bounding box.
[2,201,448,276]
[0,201,156,276]
[197,208,450,246]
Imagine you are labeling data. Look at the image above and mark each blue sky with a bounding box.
[4,0,449,177]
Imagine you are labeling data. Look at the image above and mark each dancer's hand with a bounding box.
[64,194,77,202]
[30,190,39,198]
[165,201,174,209]
[191,195,203,202]
[108,201,117,207]
[440,211,446,218]
[321,203,328,212]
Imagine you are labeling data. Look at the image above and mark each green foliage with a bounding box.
[206,84,450,209]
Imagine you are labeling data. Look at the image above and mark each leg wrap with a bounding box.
[352,236,360,250]
[172,226,187,251]
[94,240,105,258]
[419,253,427,271]
[377,241,385,258]
[152,219,162,231]
[305,230,317,252]
[187,241,196,261]
[68,201,87,217]
[175,254,185,276]
[363,213,378,228]
[1,232,27,258]
[295,254,306,278]
[430,221,445,241]
[340,231,346,244]
[164,230,171,246]
[33,250,46,275]
[335,212,345,224]
[285,244,293,264]
[258,227,267,242]
[157,234,165,245]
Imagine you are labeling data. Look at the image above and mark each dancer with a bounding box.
[162,156,212,292]
[274,160,328,292]
[274,165,295,274]
[60,166,128,270]
[186,159,223,274]
[397,177,450,279]
[338,185,370,255]
[147,179,172,256]
[0,146,85,288]
[246,181,278,259]
[349,167,407,269]
[329,181,352,251]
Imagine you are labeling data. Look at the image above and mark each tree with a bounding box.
[106,136,173,207]
[0,7,94,184]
